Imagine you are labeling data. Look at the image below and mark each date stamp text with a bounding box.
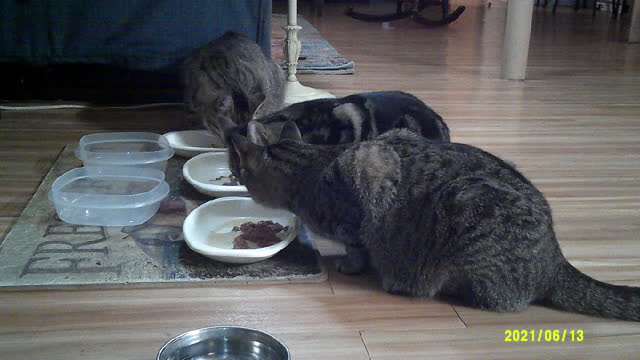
[505,329,584,342]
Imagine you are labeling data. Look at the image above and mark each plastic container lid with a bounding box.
[75,132,174,170]
[48,166,170,226]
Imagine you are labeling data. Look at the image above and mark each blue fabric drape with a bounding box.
[0,0,272,71]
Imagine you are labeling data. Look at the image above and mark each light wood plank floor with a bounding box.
[2,1,640,358]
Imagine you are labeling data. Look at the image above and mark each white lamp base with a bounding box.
[283,80,336,105]
[282,0,335,105]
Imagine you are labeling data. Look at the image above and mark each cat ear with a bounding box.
[230,132,260,157]
[247,121,273,146]
[209,95,238,137]
[279,121,302,142]
[220,94,235,112]
[230,132,264,171]
[249,92,267,118]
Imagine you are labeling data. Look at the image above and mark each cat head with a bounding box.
[202,92,267,147]
[227,120,303,208]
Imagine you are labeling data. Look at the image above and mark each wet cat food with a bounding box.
[232,220,289,249]
[211,174,240,186]
[232,237,250,249]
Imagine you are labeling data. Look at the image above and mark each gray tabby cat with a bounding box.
[226,91,450,146]
[226,120,640,321]
[182,31,285,147]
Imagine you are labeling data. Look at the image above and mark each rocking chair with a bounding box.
[345,0,466,27]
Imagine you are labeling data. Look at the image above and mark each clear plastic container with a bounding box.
[48,166,170,226]
[75,132,174,171]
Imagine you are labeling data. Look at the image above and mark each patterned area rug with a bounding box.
[271,14,355,75]
[0,146,326,290]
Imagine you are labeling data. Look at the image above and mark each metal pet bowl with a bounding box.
[157,326,291,360]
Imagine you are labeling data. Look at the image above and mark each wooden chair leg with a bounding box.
[616,0,627,16]
[442,0,450,18]
[314,0,324,17]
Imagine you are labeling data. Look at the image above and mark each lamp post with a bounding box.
[283,0,335,104]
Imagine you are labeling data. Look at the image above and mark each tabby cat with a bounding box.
[248,91,450,144]
[226,120,640,321]
[182,31,285,147]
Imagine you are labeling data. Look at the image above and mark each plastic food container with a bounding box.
[75,132,174,171]
[48,166,170,226]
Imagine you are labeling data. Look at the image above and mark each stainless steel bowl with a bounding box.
[156,326,291,360]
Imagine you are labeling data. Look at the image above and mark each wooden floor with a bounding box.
[2,1,640,358]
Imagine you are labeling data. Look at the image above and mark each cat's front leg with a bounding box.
[335,244,368,275]
[381,275,414,296]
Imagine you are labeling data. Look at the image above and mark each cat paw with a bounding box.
[335,257,365,275]
[381,277,412,296]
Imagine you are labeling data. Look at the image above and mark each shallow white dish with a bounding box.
[183,152,248,197]
[163,130,227,158]
[183,197,299,264]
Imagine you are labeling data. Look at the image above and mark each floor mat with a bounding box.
[0,146,326,290]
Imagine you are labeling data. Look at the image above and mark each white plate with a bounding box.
[163,130,227,158]
[183,197,299,264]
[182,152,249,197]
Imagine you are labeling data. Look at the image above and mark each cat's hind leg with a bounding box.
[458,273,533,313]
[379,267,449,297]
[437,178,546,312]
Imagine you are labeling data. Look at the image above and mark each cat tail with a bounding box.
[542,260,640,321]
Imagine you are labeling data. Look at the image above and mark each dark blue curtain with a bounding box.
[0,0,272,71]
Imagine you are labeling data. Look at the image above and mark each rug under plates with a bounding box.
[0,146,327,290]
